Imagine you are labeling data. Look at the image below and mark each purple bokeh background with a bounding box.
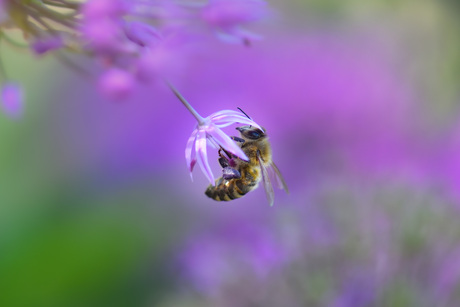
[5,2,460,305]
[55,30,458,198]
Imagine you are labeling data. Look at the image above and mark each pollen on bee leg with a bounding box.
[222,166,240,180]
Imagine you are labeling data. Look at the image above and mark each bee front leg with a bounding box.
[231,136,245,144]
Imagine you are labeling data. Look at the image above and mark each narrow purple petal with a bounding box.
[209,125,249,161]
[1,82,23,119]
[213,114,263,130]
[210,110,264,130]
[190,159,197,175]
[185,129,198,180]
[124,21,162,47]
[207,136,220,149]
[209,109,244,118]
[31,37,63,55]
[196,130,215,185]
[214,27,262,45]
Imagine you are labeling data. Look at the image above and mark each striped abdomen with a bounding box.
[205,168,260,201]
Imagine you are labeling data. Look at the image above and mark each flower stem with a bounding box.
[0,37,7,82]
[166,81,205,125]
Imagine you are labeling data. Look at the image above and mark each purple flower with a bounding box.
[201,0,267,45]
[123,21,162,48]
[98,68,135,100]
[81,0,128,20]
[1,82,23,118]
[168,84,262,184]
[0,0,7,24]
[332,273,377,307]
[135,49,165,82]
[0,0,270,102]
[31,37,64,55]
[80,18,126,55]
[178,222,286,294]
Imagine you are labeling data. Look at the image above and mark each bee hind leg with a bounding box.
[222,167,241,180]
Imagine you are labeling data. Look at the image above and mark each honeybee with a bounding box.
[205,125,288,206]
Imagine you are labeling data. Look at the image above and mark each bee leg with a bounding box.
[231,136,245,144]
[222,167,241,180]
[216,177,224,185]
[219,157,229,168]
[218,148,239,168]
[218,149,231,168]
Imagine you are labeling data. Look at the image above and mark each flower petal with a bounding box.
[31,36,64,55]
[214,27,263,45]
[123,21,162,47]
[209,109,243,118]
[209,109,255,121]
[196,130,215,185]
[210,110,264,131]
[209,125,249,161]
[185,128,198,180]
[213,114,263,130]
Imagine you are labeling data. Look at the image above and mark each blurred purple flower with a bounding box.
[434,247,460,302]
[1,82,23,118]
[0,0,270,101]
[0,0,7,24]
[81,0,128,19]
[178,222,285,294]
[31,37,64,55]
[98,68,135,100]
[80,19,124,55]
[201,0,267,45]
[169,84,262,184]
[123,21,162,48]
[80,0,151,56]
[135,49,165,82]
[332,273,377,307]
[80,0,133,58]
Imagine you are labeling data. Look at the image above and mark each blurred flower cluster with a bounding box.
[0,0,267,113]
[172,181,460,307]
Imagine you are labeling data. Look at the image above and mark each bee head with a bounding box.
[236,126,266,140]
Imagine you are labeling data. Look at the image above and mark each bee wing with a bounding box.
[257,150,275,206]
[268,162,289,194]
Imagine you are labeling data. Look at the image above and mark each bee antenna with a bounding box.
[237,107,251,119]
[237,107,253,128]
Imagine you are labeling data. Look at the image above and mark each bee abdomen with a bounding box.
[205,179,257,202]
